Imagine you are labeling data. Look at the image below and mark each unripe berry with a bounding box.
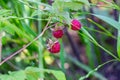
[52,29,64,38]
[71,19,82,30]
[47,39,60,53]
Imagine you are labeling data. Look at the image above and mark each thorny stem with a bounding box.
[0,17,52,66]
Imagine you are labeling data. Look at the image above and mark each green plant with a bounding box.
[0,0,120,80]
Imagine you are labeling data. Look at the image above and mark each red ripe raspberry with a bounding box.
[52,29,64,38]
[47,40,60,53]
[49,41,60,53]
[71,19,82,30]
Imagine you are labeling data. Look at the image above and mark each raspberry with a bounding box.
[49,41,60,53]
[47,40,60,53]
[52,29,64,38]
[71,19,82,30]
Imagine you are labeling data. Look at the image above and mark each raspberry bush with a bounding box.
[0,0,120,80]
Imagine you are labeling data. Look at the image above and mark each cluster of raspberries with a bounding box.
[47,19,82,54]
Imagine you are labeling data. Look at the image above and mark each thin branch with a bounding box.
[0,17,52,66]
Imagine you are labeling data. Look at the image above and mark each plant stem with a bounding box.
[89,0,105,64]
[79,59,118,80]
[38,0,44,79]
[68,55,107,80]
[0,17,51,66]
[83,6,96,68]
[59,39,65,72]
[0,38,2,62]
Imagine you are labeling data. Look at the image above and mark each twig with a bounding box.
[0,17,52,66]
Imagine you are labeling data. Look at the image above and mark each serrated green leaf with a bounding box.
[25,67,66,80]
[25,67,40,72]
[25,67,41,80]
[0,75,13,80]
[47,70,66,80]
[53,1,83,11]
[0,67,66,80]
[63,1,83,10]
[0,71,26,80]
[9,70,26,80]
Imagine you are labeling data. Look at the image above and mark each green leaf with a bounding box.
[59,39,65,72]
[68,55,107,80]
[9,70,26,80]
[79,59,117,80]
[93,14,120,30]
[0,71,26,80]
[31,10,51,17]
[0,9,11,16]
[25,67,66,80]
[93,14,120,59]
[87,18,112,35]
[80,27,119,60]
[3,21,33,41]
[25,67,40,80]
[117,31,120,58]
[75,0,90,6]
[117,14,120,58]
[0,75,13,80]
[52,1,84,11]
[63,1,83,10]
[45,70,66,80]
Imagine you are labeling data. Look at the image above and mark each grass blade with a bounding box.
[80,27,119,60]
[117,14,120,58]
[79,59,118,80]
[93,14,120,30]
[59,39,65,72]
[68,55,107,80]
